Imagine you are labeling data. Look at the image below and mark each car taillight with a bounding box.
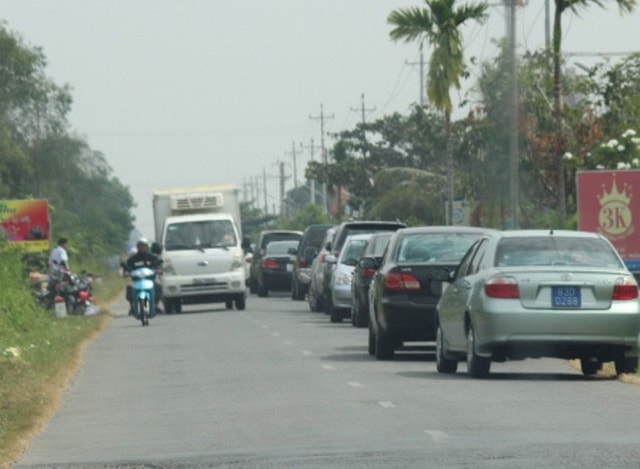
[362,268,376,278]
[612,277,639,300]
[384,272,420,291]
[261,259,279,269]
[485,276,519,299]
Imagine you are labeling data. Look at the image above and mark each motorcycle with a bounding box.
[34,269,94,315]
[129,266,157,326]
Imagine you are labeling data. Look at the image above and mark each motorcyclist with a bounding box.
[124,238,163,315]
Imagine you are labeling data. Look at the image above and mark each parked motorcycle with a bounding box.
[129,266,157,326]
[34,269,94,315]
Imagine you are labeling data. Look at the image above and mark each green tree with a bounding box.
[388,0,488,224]
[551,0,637,218]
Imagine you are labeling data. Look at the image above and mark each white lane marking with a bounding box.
[347,381,363,388]
[284,341,294,346]
[378,401,395,408]
[321,364,336,371]
[261,325,269,329]
[302,350,312,356]
[425,430,448,442]
[271,332,280,337]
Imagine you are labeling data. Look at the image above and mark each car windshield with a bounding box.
[397,233,480,264]
[265,241,298,255]
[165,220,237,250]
[495,236,624,268]
[340,239,368,266]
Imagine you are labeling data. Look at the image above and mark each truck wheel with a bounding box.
[235,294,246,310]
[163,299,175,315]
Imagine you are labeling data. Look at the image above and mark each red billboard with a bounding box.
[0,199,50,252]
[577,170,640,269]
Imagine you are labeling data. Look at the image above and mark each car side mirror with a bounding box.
[431,268,453,282]
[325,254,337,265]
[358,257,377,270]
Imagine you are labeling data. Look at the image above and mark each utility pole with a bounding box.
[406,50,425,107]
[350,93,376,159]
[262,168,268,215]
[507,0,520,228]
[302,138,322,205]
[274,160,291,217]
[284,141,302,190]
[309,104,334,215]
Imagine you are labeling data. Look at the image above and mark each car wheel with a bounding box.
[235,294,246,311]
[368,323,375,356]
[258,283,268,298]
[225,299,233,309]
[350,296,358,326]
[308,288,319,312]
[329,302,343,323]
[614,355,638,375]
[163,299,175,315]
[354,297,368,328]
[375,329,394,360]
[436,323,458,374]
[293,281,305,301]
[466,324,490,378]
[580,357,601,376]
[249,277,257,294]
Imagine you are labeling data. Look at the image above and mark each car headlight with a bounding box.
[335,273,352,286]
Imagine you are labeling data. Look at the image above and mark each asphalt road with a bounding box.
[14,292,640,468]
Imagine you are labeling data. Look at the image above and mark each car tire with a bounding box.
[235,294,246,311]
[375,329,394,360]
[580,357,601,376]
[308,288,319,312]
[329,302,343,323]
[249,277,257,294]
[225,299,233,309]
[354,297,368,328]
[292,281,305,301]
[466,324,490,378]
[258,283,268,298]
[368,323,375,356]
[614,355,638,375]
[436,324,458,374]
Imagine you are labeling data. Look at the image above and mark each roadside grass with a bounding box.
[0,265,124,469]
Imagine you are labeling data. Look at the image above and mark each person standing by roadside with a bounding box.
[48,237,70,276]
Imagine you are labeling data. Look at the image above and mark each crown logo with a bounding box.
[597,176,633,238]
[598,178,631,207]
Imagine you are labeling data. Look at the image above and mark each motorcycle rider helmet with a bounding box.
[137,237,150,248]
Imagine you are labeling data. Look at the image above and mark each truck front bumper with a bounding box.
[162,270,246,299]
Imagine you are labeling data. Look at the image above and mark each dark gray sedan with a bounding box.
[435,229,640,378]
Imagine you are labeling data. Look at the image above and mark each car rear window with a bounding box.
[495,237,624,268]
[396,233,480,264]
[265,241,298,255]
[262,233,301,248]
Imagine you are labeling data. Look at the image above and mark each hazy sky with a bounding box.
[0,1,638,239]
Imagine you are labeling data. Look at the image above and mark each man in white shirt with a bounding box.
[48,237,69,276]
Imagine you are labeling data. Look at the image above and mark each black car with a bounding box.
[367,226,490,360]
[291,224,334,301]
[350,232,392,328]
[249,230,303,293]
[321,220,406,314]
[256,240,299,297]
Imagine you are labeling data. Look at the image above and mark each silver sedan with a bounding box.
[434,229,640,378]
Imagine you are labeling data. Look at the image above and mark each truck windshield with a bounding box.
[165,220,237,251]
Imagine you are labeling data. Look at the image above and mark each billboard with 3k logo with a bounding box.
[577,170,640,271]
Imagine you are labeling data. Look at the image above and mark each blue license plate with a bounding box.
[551,286,581,308]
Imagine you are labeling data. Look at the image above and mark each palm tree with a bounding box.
[388,0,487,225]
[552,0,637,219]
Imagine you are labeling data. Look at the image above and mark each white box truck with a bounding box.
[152,185,246,313]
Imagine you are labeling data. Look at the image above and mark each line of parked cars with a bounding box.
[247,221,640,378]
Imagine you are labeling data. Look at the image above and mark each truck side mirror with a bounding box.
[151,242,162,255]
